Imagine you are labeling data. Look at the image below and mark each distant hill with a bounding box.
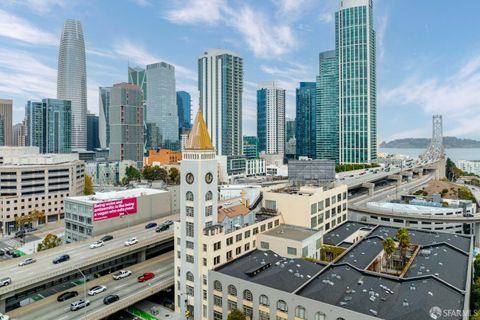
[380,136,480,148]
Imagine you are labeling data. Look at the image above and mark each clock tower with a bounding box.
[175,110,218,319]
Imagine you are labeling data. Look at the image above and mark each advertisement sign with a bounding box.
[93,197,137,222]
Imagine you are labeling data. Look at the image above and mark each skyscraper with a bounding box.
[0,99,12,146]
[87,112,100,151]
[57,19,87,150]
[285,117,296,159]
[257,81,285,155]
[336,0,377,163]
[243,136,259,159]
[13,120,27,147]
[296,82,317,159]
[128,66,147,99]
[316,50,339,162]
[98,86,111,149]
[198,49,243,156]
[108,83,144,167]
[146,62,178,149]
[177,91,191,133]
[26,98,72,153]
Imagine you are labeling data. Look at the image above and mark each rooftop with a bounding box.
[366,201,463,215]
[218,204,251,222]
[268,184,337,196]
[323,221,375,246]
[67,188,166,204]
[261,224,320,242]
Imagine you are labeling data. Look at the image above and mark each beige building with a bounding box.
[262,183,348,233]
[0,99,12,146]
[0,147,84,235]
[12,120,27,146]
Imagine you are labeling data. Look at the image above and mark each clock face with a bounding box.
[186,173,194,184]
[205,172,213,184]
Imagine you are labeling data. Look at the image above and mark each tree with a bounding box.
[37,233,62,252]
[125,166,142,183]
[83,174,94,195]
[227,308,246,320]
[382,237,396,272]
[143,165,167,182]
[169,167,180,184]
[396,227,410,266]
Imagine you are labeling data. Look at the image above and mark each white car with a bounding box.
[113,270,132,280]
[124,237,138,246]
[18,258,36,266]
[0,278,11,287]
[89,240,104,249]
[70,299,90,311]
[0,313,10,320]
[88,285,107,296]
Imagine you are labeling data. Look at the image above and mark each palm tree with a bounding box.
[382,237,396,272]
[396,228,410,266]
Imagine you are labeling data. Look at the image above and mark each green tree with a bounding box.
[382,237,396,272]
[37,233,62,252]
[396,227,410,266]
[143,165,168,181]
[125,166,142,183]
[227,308,246,320]
[83,174,94,195]
[169,167,180,184]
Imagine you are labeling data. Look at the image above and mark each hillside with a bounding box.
[380,136,480,148]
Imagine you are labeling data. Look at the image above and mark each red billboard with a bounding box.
[93,197,137,222]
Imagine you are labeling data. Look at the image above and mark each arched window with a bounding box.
[186,191,194,201]
[295,306,306,319]
[259,294,269,306]
[227,284,237,296]
[277,300,288,312]
[315,312,326,320]
[213,280,222,292]
[205,191,213,201]
[186,272,194,282]
[243,289,253,301]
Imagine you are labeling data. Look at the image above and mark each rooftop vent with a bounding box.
[244,262,272,277]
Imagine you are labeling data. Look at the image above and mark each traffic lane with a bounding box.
[8,252,174,320]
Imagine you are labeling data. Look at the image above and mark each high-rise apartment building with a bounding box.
[12,120,27,147]
[57,19,87,149]
[26,98,72,153]
[316,50,339,162]
[198,49,243,156]
[285,117,296,159]
[336,0,377,163]
[243,136,259,159]
[296,82,317,159]
[257,81,285,156]
[98,86,111,149]
[177,91,191,133]
[0,99,12,146]
[108,83,144,167]
[146,62,178,149]
[87,112,100,151]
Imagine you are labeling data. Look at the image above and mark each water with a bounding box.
[379,148,480,162]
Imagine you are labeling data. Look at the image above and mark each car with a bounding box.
[70,299,90,311]
[100,235,113,242]
[89,240,104,249]
[53,254,70,264]
[155,224,170,232]
[18,258,36,266]
[124,237,138,246]
[164,220,174,226]
[88,285,107,296]
[0,277,11,287]
[145,222,157,229]
[25,227,37,233]
[103,294,120,305]
[137,272,155,282]
[57,291,79,302]
[113,270,132,280]
[0,313,10,320]
[14,230,25,238]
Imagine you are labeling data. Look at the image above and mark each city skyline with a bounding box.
[0,1,480,142]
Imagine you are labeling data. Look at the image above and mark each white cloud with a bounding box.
[319,12,333,24]
[0,9,57,45]
[376,14,388,62]
[163,0,223,25]
[1,0,66,14]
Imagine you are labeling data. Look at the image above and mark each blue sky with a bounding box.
[1,0,480,142]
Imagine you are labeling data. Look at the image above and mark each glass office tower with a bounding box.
[295,82,317,159]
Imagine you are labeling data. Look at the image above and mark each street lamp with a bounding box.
[76,268,88,320]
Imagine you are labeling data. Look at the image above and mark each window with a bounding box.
[203,290,207,300]
[214,280,222,292]
[186,255,194,263]
[228,285,237,296]
[295,306,306,319]
[318,200,324,210]
[311,216,317,228]
[260,241,269,249]
[259,310,270,320]
[214,241,221,251]
[214,311,223,320]
[186,272,194,282]
[245,230,251,238]
[205,205,213,216]
[236,246,241,255]
[244,243,250,251]
[228,300,237,310]
[253,227,259,235]
[265,200,276,210]
[227,237,233,245]
[315,312,326,320]
[186,241,194,249]
[214,256,220,265]
[203,244,207,252]
[244,306,253,319]
[186,206,194,217]
[261,224,266,232]
[186,222,194,237]
[226,251,232,260]
[311,203,317,215]
[243,289,253,301]
[205,191,213,201]
[287,247,297,256]
[277,300,288,312]
[326,198,330,207]
[213,295,222,306]
[203,258,207,266]
[259,294,269,306]
[236,233,242,241]
[186,285,194,296]
[318,213,324,224]
[268,222,273,229]
[186,191,194,201]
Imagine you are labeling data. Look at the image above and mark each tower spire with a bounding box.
[185,110,214,150]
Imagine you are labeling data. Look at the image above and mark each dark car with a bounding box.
[145,222,157,229]
[57,291,78,302]
[137,272,155,282]
[100,235,113,242]
[164,220,174,226]
[14,230,25,238]
[103,294,120,305]
[155,224,170,232]
[53,254,70,264]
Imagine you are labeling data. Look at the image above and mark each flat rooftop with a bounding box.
[323,221,375,246]
[367,201,462,215]
[67,188,166,203]
[262,224,320,242]
[268,183,338,195]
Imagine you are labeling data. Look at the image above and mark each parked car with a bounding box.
[155,224,170,232]
[103,294,120,305]
[145,222,157,229]
[70,299,90,311]
[124,237,138,246]
[88,285,107,296]
[137,272,155,282]
[25,227,37,233]
[18,258,36,266]
[0,277,11,287]
[89,240,104,249]
[14,230,25,238]
[57,291,79,302]
[113,270,132,280]
[53,254,70,264]
[100,235,113,242]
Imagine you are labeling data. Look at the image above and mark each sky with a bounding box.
[1,0,480,143]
